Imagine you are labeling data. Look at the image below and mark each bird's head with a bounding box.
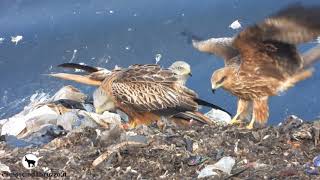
[93,87,115,114]
[169,61,192,77]
[211,67,235,94]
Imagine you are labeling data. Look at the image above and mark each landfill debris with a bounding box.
[229,20,241,29]
[187,155,208,166]
[0,162,11,173]
[0,85,319,179]
[211,156,235,174]
[314,155,320,167]
[205,108,232,125]
[305,162,320,175]
[197,166,219,178]
[197,156,235,178]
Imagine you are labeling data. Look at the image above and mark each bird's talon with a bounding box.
[246,123,254,130]
[229,117,241,125]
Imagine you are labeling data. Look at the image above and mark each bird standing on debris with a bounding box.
[50,62,229,128]
[192,4,320,129]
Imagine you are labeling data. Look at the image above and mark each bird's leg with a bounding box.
[230,113,241,124]
[246,98,269,129]
[246,117,255,129]
[230,99,250,125]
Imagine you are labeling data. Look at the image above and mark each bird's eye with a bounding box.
[217,76,227,84]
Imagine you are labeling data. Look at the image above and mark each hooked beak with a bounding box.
[211,83,221,94]
[188,72,192,77]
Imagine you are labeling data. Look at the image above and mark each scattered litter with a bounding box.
[11,35,23,45]
[92,140,148,167]
[0,38,4,44]
[313,155,320,167]
[187,155,208,166]
[305,162,320,175]
[155,54,162,64]
[229,20,241,29]
[317,36,320,44]
[0,162,11,173]
[211,156,235,174]
[109,10,114,14]
[50,85,87,103]
[205,108,231,125]
[197,166,219,178]
[215,149,224,160]
[198,156,235,178]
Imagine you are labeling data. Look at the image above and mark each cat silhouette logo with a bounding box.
[22,154,39,169]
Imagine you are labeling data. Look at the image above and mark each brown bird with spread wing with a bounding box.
[50,62,230,128]
[192,4,320,129]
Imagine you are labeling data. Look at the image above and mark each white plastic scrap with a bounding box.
[0,162,11,173]
[229,20,241,30]
[198,156,235,178]
[317,36,320,43]
[1,105,58,136]
[205,109,232,125]
[0,38,4,44]
[211,156,235,174]
[11,35,23,45]
[197,167,218,178]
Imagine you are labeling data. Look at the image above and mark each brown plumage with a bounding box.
[50,63,227,128]
[193,4,320,129]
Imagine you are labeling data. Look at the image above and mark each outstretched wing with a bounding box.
[233,4,320,79]
[192,37,239,65]
[109,64,198,114]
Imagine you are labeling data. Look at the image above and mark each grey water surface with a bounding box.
[0,0,320,124]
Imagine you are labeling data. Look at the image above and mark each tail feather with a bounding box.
[49,73,102,86]
[302,44,320,68]
[58,63,99,73]
[194,98,232,116]
[172,111,212,125]
[180,30,204,44]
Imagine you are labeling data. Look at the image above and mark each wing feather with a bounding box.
[192,37,239,65]
[109,65,198,113]
[233,4,320,79]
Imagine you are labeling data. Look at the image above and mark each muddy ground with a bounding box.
[0,116,320,179]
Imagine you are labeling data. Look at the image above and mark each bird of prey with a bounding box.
[168,61,192,85]
[192,4,320,129]
[50,62,230,128]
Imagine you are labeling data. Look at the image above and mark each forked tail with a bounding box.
[49,73,102,86]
